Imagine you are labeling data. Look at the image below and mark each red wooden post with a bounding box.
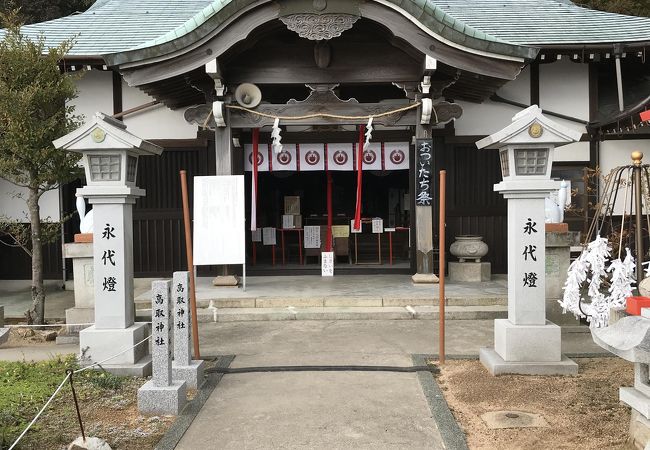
[180,170,200,360]
[439,170,447,364]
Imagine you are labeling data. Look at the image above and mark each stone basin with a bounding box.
[591,315,650,363]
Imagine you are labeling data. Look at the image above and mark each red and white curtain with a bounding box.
[245,142,409,172]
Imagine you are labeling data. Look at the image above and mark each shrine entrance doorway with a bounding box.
[242,130,414,274]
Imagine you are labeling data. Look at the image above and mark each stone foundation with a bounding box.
[449,262,491,282]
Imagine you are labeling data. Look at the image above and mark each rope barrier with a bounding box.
[74,335,151,374]
[8,334,153,448]
[5,322,95,328]
[5,321,152,328]
[225,102,421,121]
[8,373,72,450]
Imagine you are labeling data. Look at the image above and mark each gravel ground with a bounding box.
[435,358,634,450]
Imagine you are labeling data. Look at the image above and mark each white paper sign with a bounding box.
[304,226,321,249]
[263,227,277,245]
[372,218,384,234]
[350,220,362,233]
[193,176,245,265]
[321,252,334,277]
[251,229,262,242]
[282,215,295,229]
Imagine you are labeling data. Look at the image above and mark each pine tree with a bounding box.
[0,11,81,323]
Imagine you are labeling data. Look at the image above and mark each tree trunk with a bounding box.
[27,187,45,325]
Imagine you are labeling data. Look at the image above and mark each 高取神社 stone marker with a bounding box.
[171,271,205,388]
[138,280,187,415]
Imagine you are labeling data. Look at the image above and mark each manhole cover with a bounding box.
[481,410,549,429]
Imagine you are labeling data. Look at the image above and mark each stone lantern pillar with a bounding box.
[476,106,580,375]
[54,112,162,376]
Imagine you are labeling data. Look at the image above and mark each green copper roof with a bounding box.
[2,0,650,60]
[434,0,650,46]
[0,0,214,57]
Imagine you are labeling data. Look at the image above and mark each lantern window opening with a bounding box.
[127,155,138,183]
[89,154,121,181]
[514,148,549,176]
[499,149,510,178]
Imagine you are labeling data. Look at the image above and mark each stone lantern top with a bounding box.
[53,112,162,156]
[476,106,582,188]
[54,112,162,197]
[476,105,582,150]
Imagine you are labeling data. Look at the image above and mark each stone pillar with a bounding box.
[138,280,187,415]
[545,225,579,327]
[412,132,438,284]
[63,240,94,329]
[53,112,162,376]
[0,305,7,346]
[171,271,205,388]
[476,105,581,375]
[481,186,577,375]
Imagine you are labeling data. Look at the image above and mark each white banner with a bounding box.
[299,143,325,171]
[251,229,262,242]
[193,176,245,265]
[245,142,410,172]
[274,144,298,172]
[327,143,354,171]
[244,144,270,172]
[384,142,410,170]
[357,142,382,171]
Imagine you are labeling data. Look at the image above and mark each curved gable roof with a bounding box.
[2,0,650,60]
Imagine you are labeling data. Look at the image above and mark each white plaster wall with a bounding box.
[454,67,530,136]
[539,59,589,134]
[554,142,590,162]
[599,140,647,215]
[69,70,114,123]
[600,140,647,176]
[121,82,198,140]
[0,179,60,222]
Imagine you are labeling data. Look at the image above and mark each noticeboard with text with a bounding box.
[415,138,433,206]
[193,176,245,265]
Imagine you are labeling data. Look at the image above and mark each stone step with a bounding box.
[134,295,507,309]
[136,305,507,323]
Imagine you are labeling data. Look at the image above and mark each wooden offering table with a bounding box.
[279,228,304,265]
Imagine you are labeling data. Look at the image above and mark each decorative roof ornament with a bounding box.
[280,14,359,40]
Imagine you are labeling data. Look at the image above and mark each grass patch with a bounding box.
[0,355,77,448]
[0,356,172,449]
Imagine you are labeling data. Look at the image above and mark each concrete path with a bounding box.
[0,319,604,448]
[0,280,73,319]
[173,320,602,449]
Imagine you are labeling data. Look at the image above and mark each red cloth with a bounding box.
[626,296,650,316]
[326,169,333,252]
[354,125,365,230]
[641,110,650,122]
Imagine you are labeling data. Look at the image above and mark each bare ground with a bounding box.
[435,358,634,450]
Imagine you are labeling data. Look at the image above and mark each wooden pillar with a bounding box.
[214,110,234,277]
[415,105,434,275]
[215,109,233,176]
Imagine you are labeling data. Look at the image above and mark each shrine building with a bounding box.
[1,0,650,280]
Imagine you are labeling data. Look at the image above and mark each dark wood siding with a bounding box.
[0,238,62,280]
[441,144,508,273]
[132,140,212,277]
